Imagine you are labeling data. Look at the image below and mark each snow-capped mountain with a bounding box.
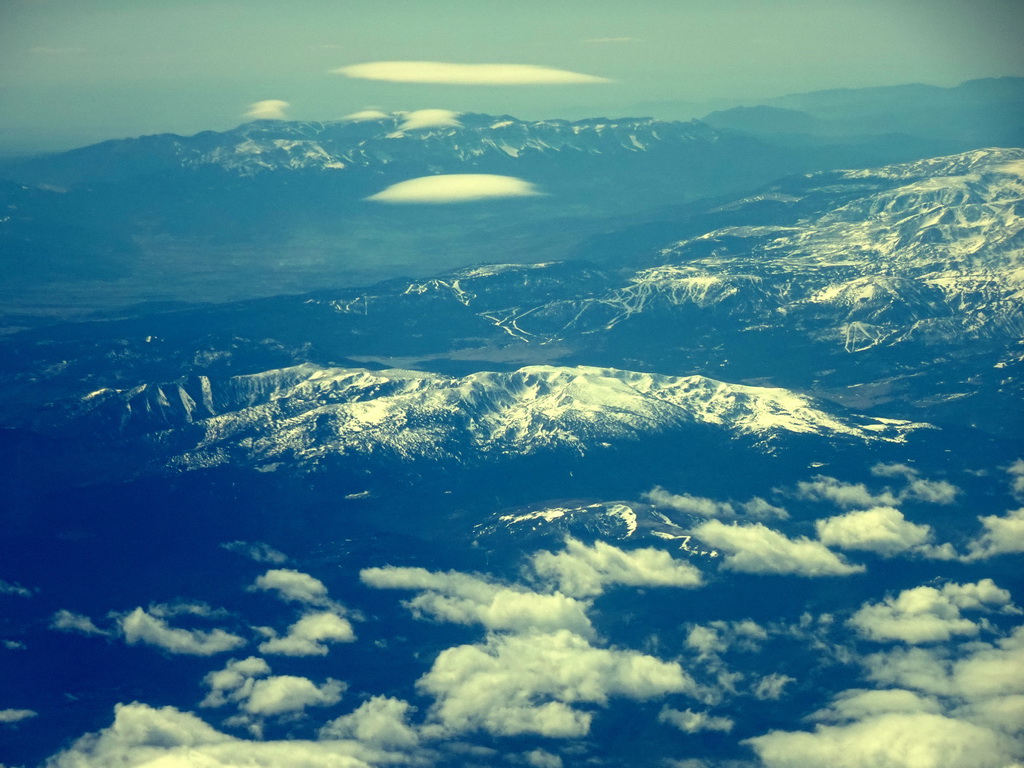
[0,114,760,188]
[47,364,917,474]
[2,149,1019,438]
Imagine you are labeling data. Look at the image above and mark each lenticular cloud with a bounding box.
[244,100,289,120]
[366,174,542,204]
[334,61,611,85]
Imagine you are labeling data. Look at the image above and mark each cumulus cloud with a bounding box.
[658,706,733,733]
[643,487,736,518]
[752,673,795,700]
[864,625,1024,702]
[691,520,864,576]
[794,476,899,509]
[333,61,611,85]
[742,496,791,520]
[244,99,289,120]
[0,708,37,723]
[746,710,1016,768]
[848,579,1016,644]
[750,623,1024,768]
[257,611,356,656]
[523,749,563,768]
[395,108,462,131]
[221,541,287,564]
[242,675,344,716]
[250,569,336,608]
[644,487,788,520]
[963,507,1024,560]
[366,174,542,204]
[201,656,272,708]
[361,565,593,636]
[0,579,31,598]
[119,607,245,656]
[530,538,704,598]
[417,629,695,738]
[320,696,420,750]
[814,506,952,558]
[43,702,382,768]
[50,609,109,636]
[1007,459,1024,496]
[685,619,768,659]
[809,688,942,722]
[872,463,960,504]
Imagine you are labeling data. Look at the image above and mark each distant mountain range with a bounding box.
[3,78,1020,317]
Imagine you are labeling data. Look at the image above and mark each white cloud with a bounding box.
[119,607,245,656]
[685,619,768,659]
[691,520,864,576]
[50,609,109,636]
[759,625,1024,768]
[147,601,227,619]
[342,108,390,122]
[530,538,704,598]
[0,708,37,723]
[963,507,1024,560]
[242,675,344,716]
[201,656,272,708]
[258,611,356,656]
[333,61,611,85]
[320,696,420,750]
[1008,459,1024,496]
[43,702,383,768]
[742,496,791,520]
[814,506,943,558]
[903,478,960,505]
[244,99,289,120]
[658,706,733,733]
[794,476,899,509]
[848,579,1016,644]
[200,657,345,721]
[746,711,1017,768]
[809,688,942,722]
[396,108,461,131]
[871,463,918,479]
[864,625,1024,703]
[643,486,736,518]
[523,749,563,768]
[870,463,960,504]
[417,629,695,738]
[250,569,335,607]
[366,174,542,204]
[644,487,788,520]
[221,541,288,564]
[361,565,593,636]
[752,673,795,700]
[0,579,31,598]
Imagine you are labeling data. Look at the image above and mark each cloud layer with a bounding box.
[333,61,610,85]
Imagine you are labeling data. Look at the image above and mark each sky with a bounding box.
[0,0,1022,154]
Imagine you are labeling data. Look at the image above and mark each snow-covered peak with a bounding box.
[69,363,921,474]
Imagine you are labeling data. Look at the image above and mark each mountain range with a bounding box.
[0,85,1022,768]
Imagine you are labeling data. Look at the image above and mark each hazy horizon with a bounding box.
[1,0,1022,154]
